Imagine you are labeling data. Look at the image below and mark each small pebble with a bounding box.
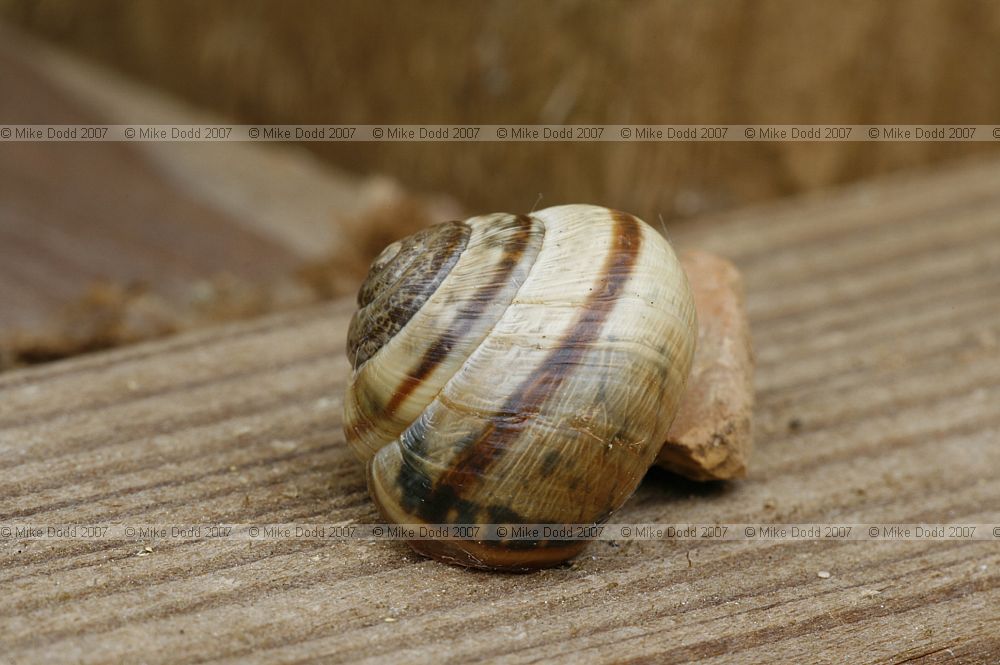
[817,570,831,579]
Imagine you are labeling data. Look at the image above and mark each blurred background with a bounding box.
[1,0,999,367]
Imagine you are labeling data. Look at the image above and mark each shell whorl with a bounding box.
[347,220,470,369]
[344,205,697,570]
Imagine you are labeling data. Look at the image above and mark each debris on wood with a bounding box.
[0,195,460,373]
[657,250,755,481]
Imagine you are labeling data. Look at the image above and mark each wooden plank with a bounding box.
[1,157,1000,663]
[0,30,288,332]
[0,24,459,337]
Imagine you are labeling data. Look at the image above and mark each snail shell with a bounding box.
[344,204,696,570]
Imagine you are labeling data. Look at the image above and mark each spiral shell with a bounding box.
[344,204,696,570]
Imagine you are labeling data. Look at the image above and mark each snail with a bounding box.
[344,204,697,570]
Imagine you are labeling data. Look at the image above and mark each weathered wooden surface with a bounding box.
[2,155,999,663]
[0,24,458,337]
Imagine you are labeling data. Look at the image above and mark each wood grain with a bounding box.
[2,157,1000,664]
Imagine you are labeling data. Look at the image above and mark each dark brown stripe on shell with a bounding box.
[413,210,643,523]
[347,221,470,369]
[384,215,539,416]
